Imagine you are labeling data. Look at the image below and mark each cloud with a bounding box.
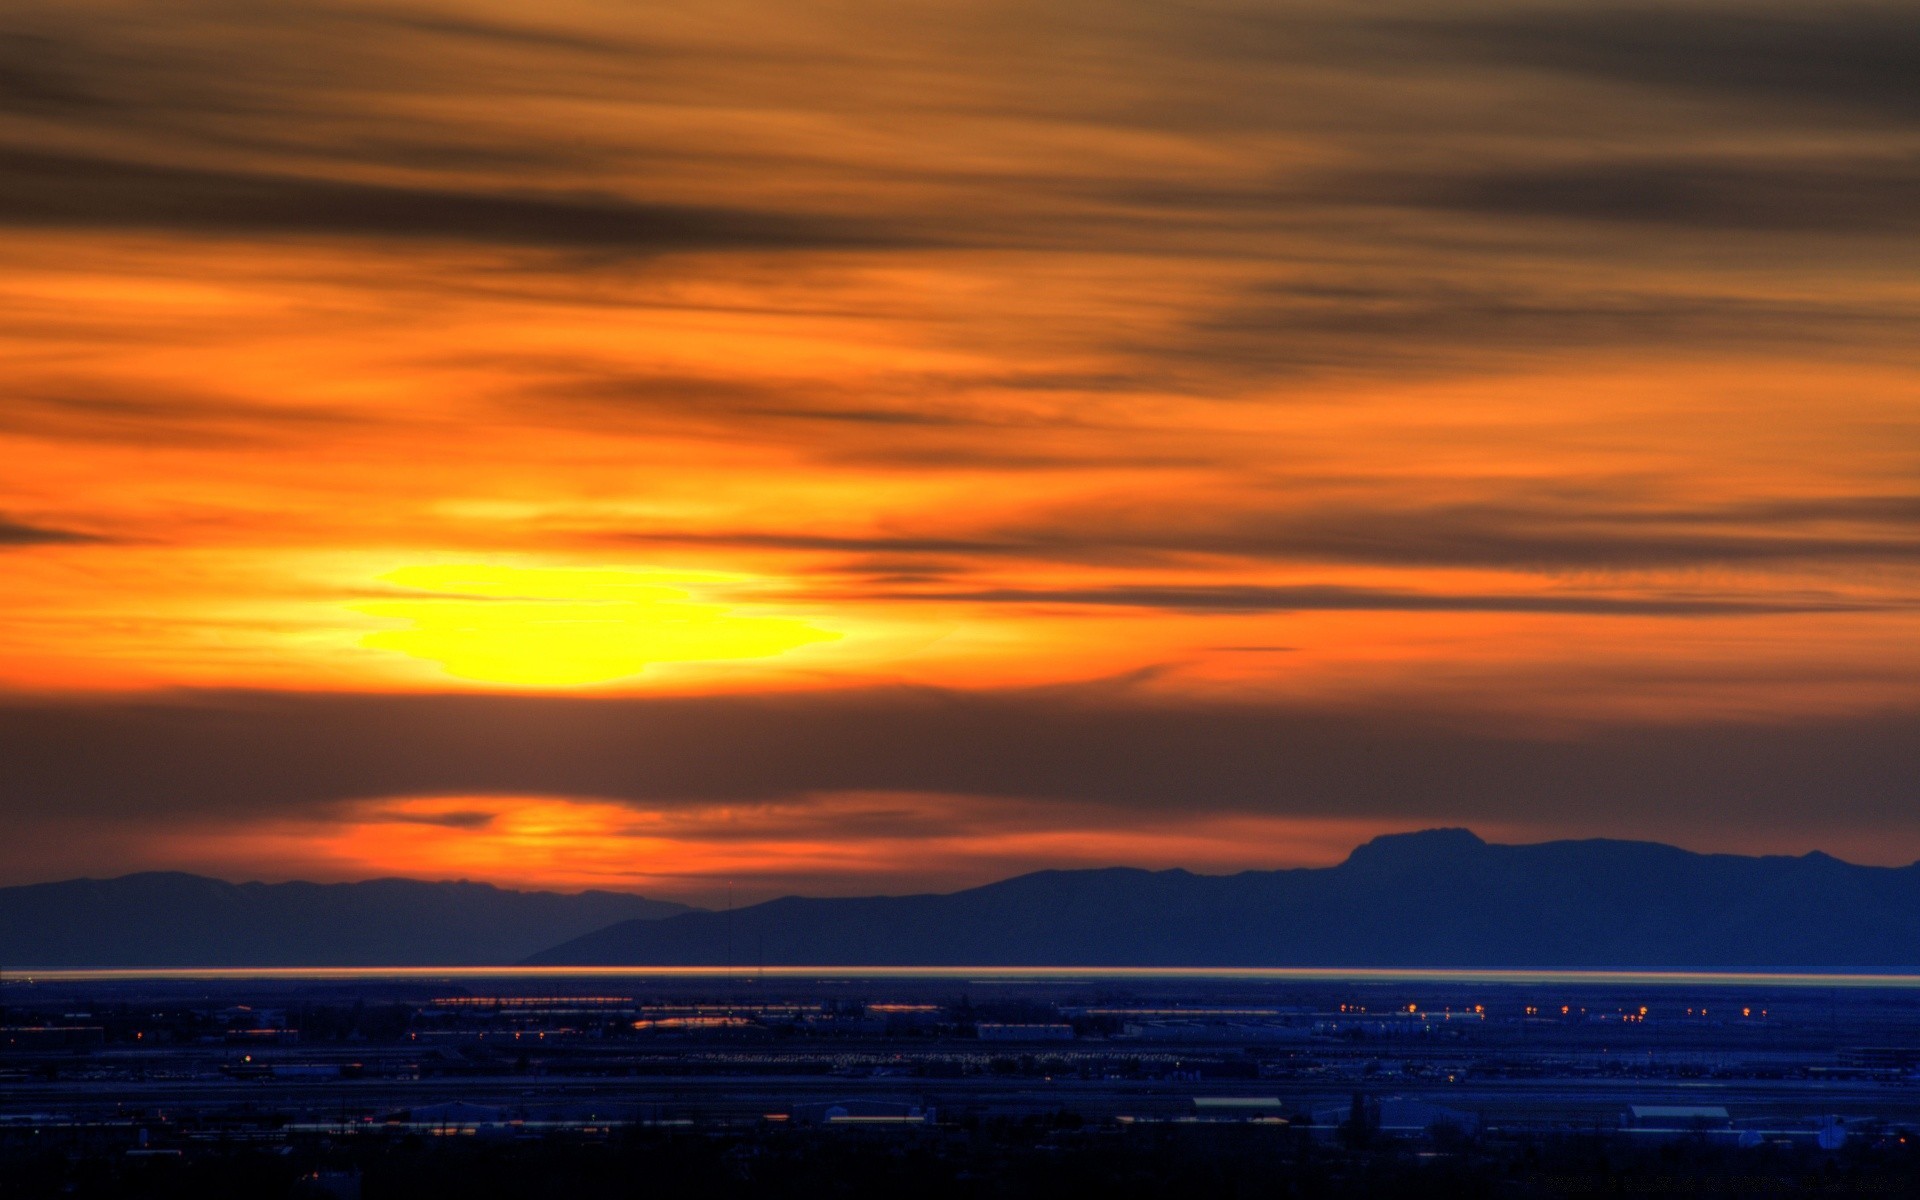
[374,807,497,830]
[4,687,1920,837]
[1407,3,1920,123]
[611,492,1920,574]
[1357,156,1920,233]
[1145,501,1920,572]
[156,790,1404,897]
[0,516,98,546]
[5,0,1916,394]
[0,382,372,447]
[0,4,674,166]
[1182,276,1920,373]
[1,0,1917,893]
[889,584,1887,617]
[0,148,910,251]
[526,371,995,432]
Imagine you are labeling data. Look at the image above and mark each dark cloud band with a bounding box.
[0,516,97,546]
[3,688,1917,836]
[1358,157,1920,233]
[620,493,1920,574]
[0,148,909,251]
[1408,4,1920,122]
[888,584,1886,617]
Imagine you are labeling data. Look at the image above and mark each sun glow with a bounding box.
[4,0,1920,892]
[153,792,1412,901]
[353,564,840,686]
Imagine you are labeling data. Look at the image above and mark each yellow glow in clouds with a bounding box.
[355,565,838,686]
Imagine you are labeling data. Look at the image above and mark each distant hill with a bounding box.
[0,874,692,968]
[526,829,1920,970]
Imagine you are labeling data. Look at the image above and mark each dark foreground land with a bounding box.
[6,970,1920,1197]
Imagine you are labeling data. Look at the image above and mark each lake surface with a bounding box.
[14,966,1920,987]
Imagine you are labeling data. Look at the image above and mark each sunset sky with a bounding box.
[3,1,1918,902]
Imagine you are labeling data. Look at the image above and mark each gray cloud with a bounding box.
[531,373,991,432]
[376,808,498,830]
[634,531,1007,556]
[0,382,373,447]
[1359,156,1920,233]
[0,148,910,251]
[3,0,1915,401]
[888,584,1886,617]
[3,688,1918,839]
[1408,3,1920,123]
[0,5,670,163]
[1163,502,1920,572]
[613,492,1920,574]
[1183,277,1920,373]
[0,516,98,546]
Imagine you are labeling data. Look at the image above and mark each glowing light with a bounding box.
[155,793,1407,898]
[353,564,839,686]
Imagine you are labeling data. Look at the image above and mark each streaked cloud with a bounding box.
[1358,156,1920,234]
[0,516,97,546]
[5,687,1920,899]
[0,1,1916,890]
[891,584,1891,617]
[1403,4,1920,122]
[0,148,914,250]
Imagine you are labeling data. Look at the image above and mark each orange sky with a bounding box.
[2,1,1918,901]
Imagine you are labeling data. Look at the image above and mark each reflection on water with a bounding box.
[14,966,1920,988]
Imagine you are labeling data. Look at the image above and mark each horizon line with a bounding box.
[12,966,1920,987]
[4,825,1910,897]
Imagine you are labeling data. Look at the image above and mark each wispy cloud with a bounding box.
[1358,156,1920,233]
[7,687,1920,890]
[613,492,1920,573]
[1,0,1917,887]
[0,516,97,546]
[0,148,912,251]
[1400,4,1920,123]
[892,584,1891,617]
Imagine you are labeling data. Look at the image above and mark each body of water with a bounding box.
[11,966,1920,987]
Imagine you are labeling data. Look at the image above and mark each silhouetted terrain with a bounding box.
[529,829,1920,969]
[16,831,1920,970]
[0,874,691,967]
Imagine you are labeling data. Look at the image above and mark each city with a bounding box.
[6,970,1920,1195]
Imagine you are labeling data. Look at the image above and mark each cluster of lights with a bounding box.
[1318,1000,1784,1022]
[1335,1002,1490,1018]
[637,1005,822,1018]
[631,1016,755,1030]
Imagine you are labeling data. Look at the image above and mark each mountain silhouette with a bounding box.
[0,874,691,968]
[527,830,1920,970]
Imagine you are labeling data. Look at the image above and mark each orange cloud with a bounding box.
[149,793,1414,903]
[1,1,1917,885]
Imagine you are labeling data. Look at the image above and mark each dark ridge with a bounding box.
[0,873,692,968]
[527,830,1920,971]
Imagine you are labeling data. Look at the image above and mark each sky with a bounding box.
[2,0,1918,902]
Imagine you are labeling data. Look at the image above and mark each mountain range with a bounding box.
[11,830,1920,970]
[0,873,690,968]
[529,829,1920,970]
